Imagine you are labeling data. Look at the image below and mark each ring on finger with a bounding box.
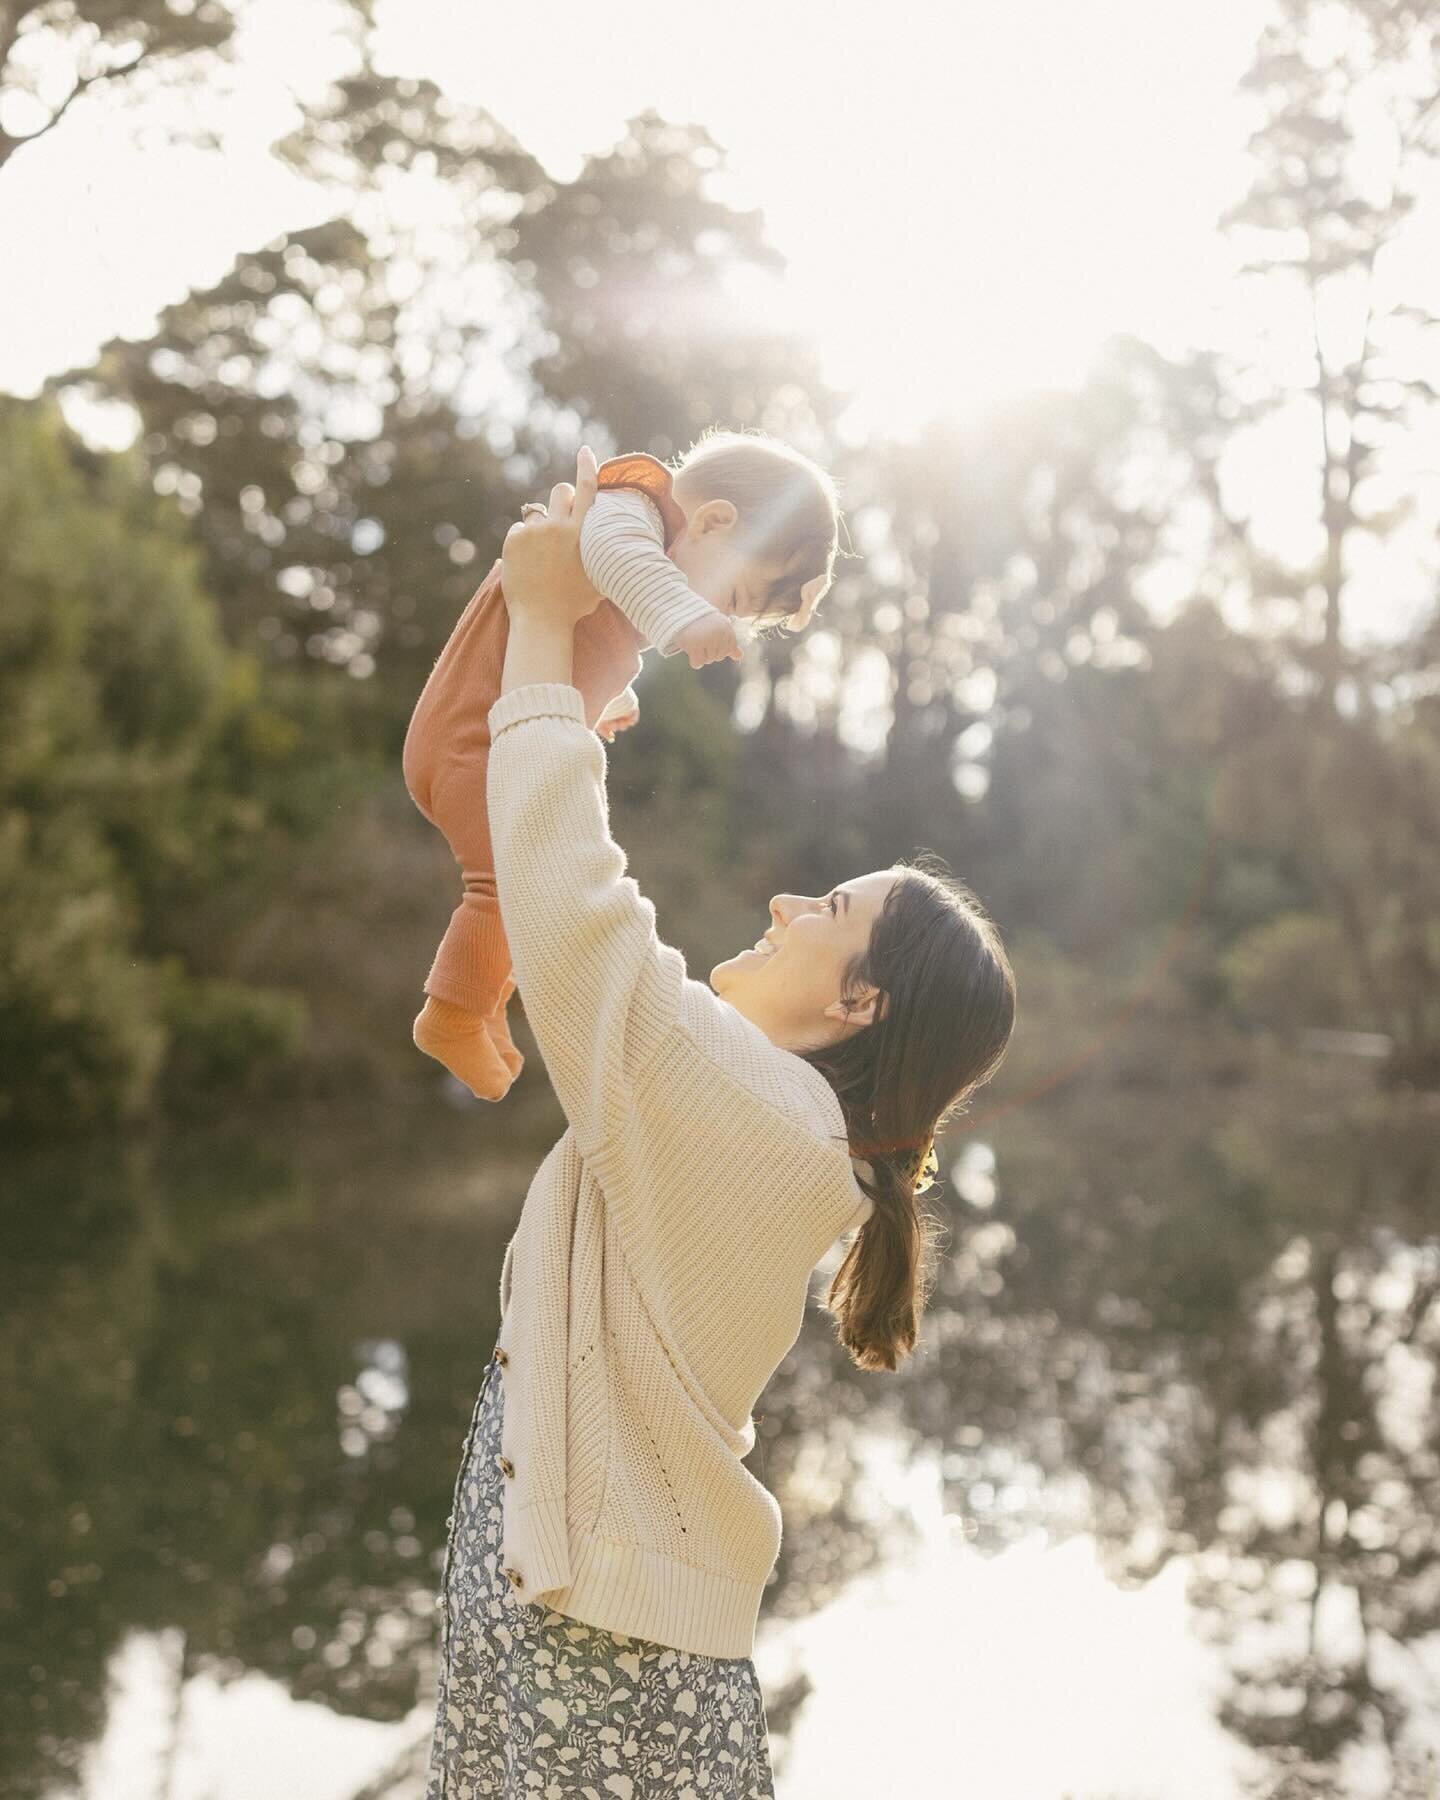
[520,503,547,520]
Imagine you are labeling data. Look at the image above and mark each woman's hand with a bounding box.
[500,447,604,631]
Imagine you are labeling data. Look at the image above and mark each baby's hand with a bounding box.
[671,612,743,669]
[597,698,640,741]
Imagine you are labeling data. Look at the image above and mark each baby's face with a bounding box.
[669,499,803,624]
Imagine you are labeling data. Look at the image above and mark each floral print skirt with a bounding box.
[424,1345,777,1799]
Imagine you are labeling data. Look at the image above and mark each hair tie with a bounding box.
[850,1133,940,1195]
[897,1134,940,1195]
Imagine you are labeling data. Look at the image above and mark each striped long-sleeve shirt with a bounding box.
[580,489,718,724]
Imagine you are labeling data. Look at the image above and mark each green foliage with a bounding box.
[0,809,166,1132]
[1213,706,1440,1073]
[0,395,330,1133]
[154,969,307,1117]
[1221,911,1368,1032]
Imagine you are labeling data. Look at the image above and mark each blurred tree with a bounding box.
[1222,0,1440,709]
[40,96,850,757]
[44,211,526,736]
[0,0,239,173]
[514,111,840,460]
[0,394,320,1134]
[41,69,546,734]
[1014,0,1440,1080]
[837,340,1237,972]
[1214,693,1440,1085]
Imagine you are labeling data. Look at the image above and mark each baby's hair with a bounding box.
[671,427,840,635]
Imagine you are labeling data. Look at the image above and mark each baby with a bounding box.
[402,428,841,1100]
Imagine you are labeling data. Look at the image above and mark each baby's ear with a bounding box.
[784,574,829,633]
[694,497,738,534]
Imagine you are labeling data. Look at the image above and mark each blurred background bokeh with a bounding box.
[3,2,1439,1796]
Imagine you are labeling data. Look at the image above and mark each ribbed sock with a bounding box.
[413,995,519,1101]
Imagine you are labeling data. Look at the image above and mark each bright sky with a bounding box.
[1,0,1436,645]
[3,0,1264,430]
[375,0,1266,433]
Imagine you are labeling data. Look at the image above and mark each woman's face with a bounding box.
[709,870,900,1052]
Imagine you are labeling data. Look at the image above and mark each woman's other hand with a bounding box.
[500,446,604,630]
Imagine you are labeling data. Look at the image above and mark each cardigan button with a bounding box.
[504,1566,524,1591]
[494,1348,509,1367]
[497,1455,515,1479]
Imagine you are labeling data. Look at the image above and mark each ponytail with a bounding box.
[825,1133,945,1372]
[798,858,1016,1372]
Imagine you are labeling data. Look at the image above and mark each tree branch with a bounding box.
[1344,249,1380,501]
[0,45,148,169]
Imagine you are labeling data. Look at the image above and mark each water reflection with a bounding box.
[4,1074,1438,1798]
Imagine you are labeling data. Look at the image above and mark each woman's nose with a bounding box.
[770,893,818,925]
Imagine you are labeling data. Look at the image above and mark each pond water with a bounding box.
[5,1064,1439,1799]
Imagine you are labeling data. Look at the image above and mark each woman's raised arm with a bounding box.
[485,452,686,1162]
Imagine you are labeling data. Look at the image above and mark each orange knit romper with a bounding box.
[402,453,690,1098]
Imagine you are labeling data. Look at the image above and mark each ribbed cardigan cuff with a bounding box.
[489,682,586,738]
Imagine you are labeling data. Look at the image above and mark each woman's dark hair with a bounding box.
[798,854,1016,1374]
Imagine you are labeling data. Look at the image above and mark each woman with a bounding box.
[424,449,1016,1798]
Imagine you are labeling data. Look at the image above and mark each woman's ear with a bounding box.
[824,985,886,1031]
[691,497,738,536]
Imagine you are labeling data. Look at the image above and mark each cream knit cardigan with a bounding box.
[486,680,874,1659]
